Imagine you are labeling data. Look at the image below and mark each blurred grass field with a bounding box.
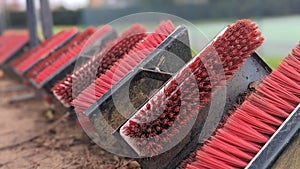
[262,57,284,69]
[48,15,300,69]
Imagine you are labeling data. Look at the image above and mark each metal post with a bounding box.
[0,7,5,35]
[40,0,53,39]
[26,0,39,48]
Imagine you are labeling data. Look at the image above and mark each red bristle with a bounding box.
[277,61,300,83]
[249,94,290,118]
[11,43,39,67]
[262,77,300,104]
[201,144,248,167]
[182,41,300,169]
[0,33,29,64]
[223,115,269,143]
[231,110,277,134]
[72,20,176,114]
[121,19,264,157]
[26,27,98,80]
[241,101,283,125]
[207,136,254,161]
[195,150,237,169]
[12,28,78,73]
[34,27,97,84]
[217,129,262,153]
[271,71,300,94]
[52,24,147,107]
[257,84,296,112]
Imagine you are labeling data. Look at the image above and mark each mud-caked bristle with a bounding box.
[182,42,300,169]
[73,20,176,114]
[121,19,264,157]
[52,24,147,107]
[11,28,78,73]
[0,32,29,64]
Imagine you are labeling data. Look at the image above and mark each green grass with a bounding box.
[53,25,84,34]
[38,25,83,40]
[41,16,298,69]
[194,15,300,58]
[262,57,284,69]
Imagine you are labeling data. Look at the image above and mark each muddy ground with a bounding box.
[0,73,140,169]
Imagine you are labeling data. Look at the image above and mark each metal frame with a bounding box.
[40,0,53,39]
[0,8,4,35]
[26,0,54,48]
[26,0,39,48]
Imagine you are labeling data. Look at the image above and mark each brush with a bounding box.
[0,32,29,64]
[39,26,116,95]
[25,26,97,85]
[52,24,147,107]
[71,22,192,158]
[181,42,300,169]
[11,28,78,75]
[72,20,176,114]
[120,19,264,158]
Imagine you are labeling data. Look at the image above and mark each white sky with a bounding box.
[49,0,89,9]
[6,0,89,10]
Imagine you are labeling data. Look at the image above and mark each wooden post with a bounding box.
[40,0,53,39]
[26,0,39,48]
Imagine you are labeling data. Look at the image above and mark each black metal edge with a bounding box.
[0,39,30,65]
[112,128,140,157]
[19,31,79,75]
[111,69,173,132]
[85,25,191,118]
[251,52,272,74]
[245,104,300,169]
[37,28,117,91]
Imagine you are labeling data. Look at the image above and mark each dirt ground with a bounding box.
[0,74,140,169]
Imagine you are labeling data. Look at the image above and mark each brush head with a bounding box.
[52,24,147,107]
[182,42,300,169]
[25,27,96,83]
[120,19,264,159]
[72,20,178,114]
[0,32,29,65]
[11,28,78,75]
[73,21,193,159]
[41,26,117,94]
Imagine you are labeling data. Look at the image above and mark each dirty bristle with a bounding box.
[72,20,176,113]
[52,24,147,107]
[12,28,78,74]
[182,42,300,169]
[120,19,264,157]
[25,26,101,84]
[0,32,29,64]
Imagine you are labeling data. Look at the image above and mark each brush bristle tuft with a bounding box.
[181,41,300,169]
[121,19,264,157]
[72,20,176,113]
[52,24,147,107]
